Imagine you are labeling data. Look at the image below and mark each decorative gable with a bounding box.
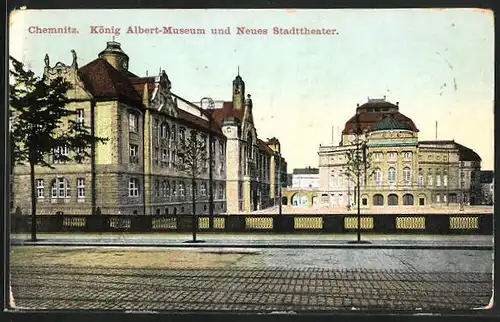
[44,50,92,100]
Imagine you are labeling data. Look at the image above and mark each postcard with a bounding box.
[7,8,494,313]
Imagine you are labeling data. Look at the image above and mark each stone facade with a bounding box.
[11,41,286,215]
[318,97,483,209]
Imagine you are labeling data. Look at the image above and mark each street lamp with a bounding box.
[278,145,283,215]
[200,97,215,218]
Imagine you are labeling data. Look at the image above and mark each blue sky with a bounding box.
[9,9,494,170]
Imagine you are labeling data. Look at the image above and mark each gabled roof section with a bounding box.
[78,58,141,103]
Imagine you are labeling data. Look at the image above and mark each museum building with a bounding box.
[11,41,287,215]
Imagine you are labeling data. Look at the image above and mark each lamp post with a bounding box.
[200,97,215,218]
[278,146,283,215]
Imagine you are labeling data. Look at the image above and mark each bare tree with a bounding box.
[176,130,208,242]
[343,133,374,243]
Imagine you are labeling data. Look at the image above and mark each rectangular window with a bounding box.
[36,179,44,198]
[427,174,433,186]
[129,144,139,164]
[403,152,412,160]
[161,149,169,166]
[76,109,85,128]
[219,183,224,199]
[179,182,185,197]
[443,194,448,204]
[128,178,139,197]
[154,119,159,137]
[436,175,441,187]
[77,178,85,199]
[172,181,177,197]
[129,113,138,132]
[443,175,448,187]
[417,175,424,187]
[388,152,397,161]
[154,180,160,197]
[436,194,441,203]
[200,182,207,196]
[154,148,159,165]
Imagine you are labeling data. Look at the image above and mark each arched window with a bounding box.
[403,167,411,184]
[51,177,70,198]
[417,168,424,187]
[436,169,441,187]
[388,167,396,183]
[443,170,448,187]
[373,194,384,206]
[427,169,433,186]
[388,194,398,206]
[374,168,382,185]
[403,194,414,206]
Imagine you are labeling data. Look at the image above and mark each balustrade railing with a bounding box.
[10,213,493,235]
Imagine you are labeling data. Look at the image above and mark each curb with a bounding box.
[9,241,493,250]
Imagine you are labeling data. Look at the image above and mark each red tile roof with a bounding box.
[211,102,245,126]
[78,58,141,103]
[343,111,418,134]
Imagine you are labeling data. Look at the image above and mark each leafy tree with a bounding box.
[176,130,208,242]
[9,56,107,242]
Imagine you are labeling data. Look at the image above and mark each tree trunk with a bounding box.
[29,161,37,242]
[191,176,197,242]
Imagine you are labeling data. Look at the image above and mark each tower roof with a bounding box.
[98,41,129,58]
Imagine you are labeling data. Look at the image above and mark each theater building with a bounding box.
[318,97,482,209]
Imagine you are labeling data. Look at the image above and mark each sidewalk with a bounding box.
[10,233,494,249]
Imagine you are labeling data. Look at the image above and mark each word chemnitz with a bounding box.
[90,26,339,36]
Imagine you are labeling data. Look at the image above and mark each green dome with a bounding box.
[372,116,411,131]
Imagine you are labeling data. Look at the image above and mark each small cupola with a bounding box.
[98,41,130,72]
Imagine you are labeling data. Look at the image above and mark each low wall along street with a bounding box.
[10,213,493,235]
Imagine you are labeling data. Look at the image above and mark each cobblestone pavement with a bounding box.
[10,248,493,312]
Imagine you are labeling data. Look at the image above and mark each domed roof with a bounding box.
[342,98,418,134]
[372,116,411,131]
[98,41,129,59]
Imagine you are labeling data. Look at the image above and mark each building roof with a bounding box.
[211,101,245,126]
[418,140,482,162]
[293,167,319,175]
[78,58,142,103]
[372,116,412,131]
[256,138,274,155]
[342,98,418,134]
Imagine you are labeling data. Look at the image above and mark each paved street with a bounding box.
[9,245,493,311]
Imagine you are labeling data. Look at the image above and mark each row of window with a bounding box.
[330,168,449,186]
[36,178,85,199]
[151,179,225,199]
